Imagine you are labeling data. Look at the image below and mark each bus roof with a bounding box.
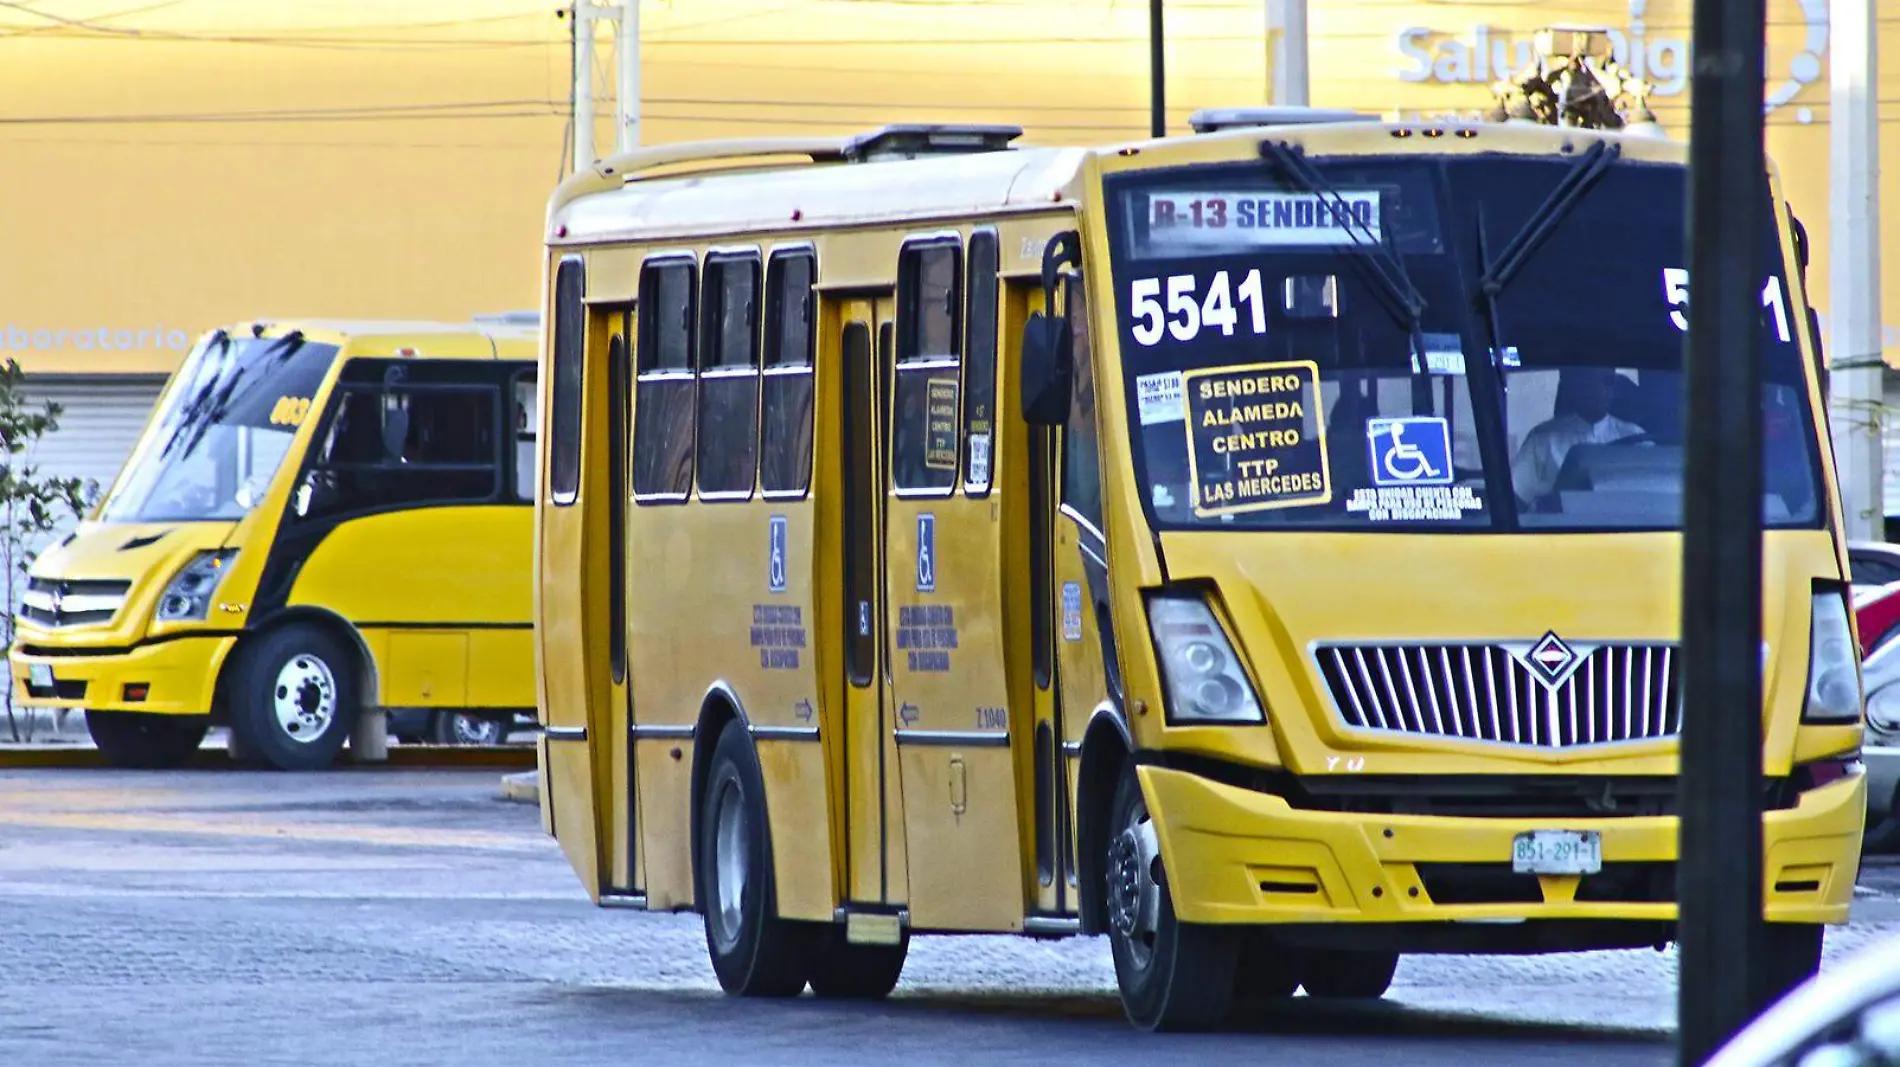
[234,318,539,361]
[547,119,1727,250]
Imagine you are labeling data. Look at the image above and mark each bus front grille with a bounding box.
[20,578,132,628]
[1315,642,1680,749]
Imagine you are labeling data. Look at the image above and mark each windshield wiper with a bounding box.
[1260,140,1427,342]
[1475,139,1621,298]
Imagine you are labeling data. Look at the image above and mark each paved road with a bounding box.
[0,768,1893,1066]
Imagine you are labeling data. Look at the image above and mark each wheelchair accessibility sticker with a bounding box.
[768,515,788,593]
[1366,417,1452,487]
[1349,416,1482,522]
[916,513,936,592]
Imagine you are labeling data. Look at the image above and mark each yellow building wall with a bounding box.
[0,0,1892,378]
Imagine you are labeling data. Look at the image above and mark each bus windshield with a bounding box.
[101,332,339,523]
[1105,153,1821,533]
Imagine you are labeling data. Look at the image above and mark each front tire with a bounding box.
[227,624,359,771]
[1105,764,1238,1031]
[86,711,208,769]
[1758,922,1823,1008]
[698,721,813,997]
[1301,950,1399,999]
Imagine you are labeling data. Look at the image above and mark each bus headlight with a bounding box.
[1803,591,1862,724]
[1146,593,1264,725]
[156,550,237,622]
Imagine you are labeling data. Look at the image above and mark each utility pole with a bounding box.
[1677,0,1769,1063]
[571,1,597,172]
[1148,0,1166,137]
[616,0,641,152]
[1265,0,1309,106]
[1830,0,1885,540]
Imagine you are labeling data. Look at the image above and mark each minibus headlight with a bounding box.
[1146,594,1264,724]
[156,550,237,622]
[1803,591,1862,724]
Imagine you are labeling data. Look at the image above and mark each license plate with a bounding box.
[28,663,53,689]
[1511,830,1602,875]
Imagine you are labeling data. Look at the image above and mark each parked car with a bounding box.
[1850,540,1900,595]
[1706,931,1900,1067]
[1856,583,1900,657]
[1859,639,1900,852]
[387,709,531,747]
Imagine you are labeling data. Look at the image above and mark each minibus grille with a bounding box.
[19,578,132,628]
[1315,642,1680,748]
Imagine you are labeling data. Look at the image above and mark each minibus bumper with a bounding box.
[1140,763,1863,930]
[9,636,237,716]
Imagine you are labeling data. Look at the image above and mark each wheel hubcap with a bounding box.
[451,714,501,745]
[272,654,337,744]
[1108,801,1163,969]
[709,779,750,953]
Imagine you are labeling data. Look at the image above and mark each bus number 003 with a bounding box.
[269,396,312,426]
[1130,271,1268,347]
[1662,268,1792,343]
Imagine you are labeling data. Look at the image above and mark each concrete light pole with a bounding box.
[1829,0,1885,541]
[1266,0,1309,106]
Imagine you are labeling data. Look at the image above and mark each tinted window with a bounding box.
[892,240,962,493]
[512,372,536,502]
[550,257,584,504]
[697,253,762,498]
[761,250,816,496]
[1060,275,1103,529]
[633,258,696,501]
[296,371,499,521]
[964,230,1000,494]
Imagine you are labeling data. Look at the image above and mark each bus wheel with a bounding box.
[85,711,208,769]
[807,925,908,1000]
[698,721,813,997]
[1301,950,1399,999]
[229,625,359,771]
[1758,922,1823,1007]
[430,710,505,746]
[1105,764,1238,1031]
[1229,930,1306,1013]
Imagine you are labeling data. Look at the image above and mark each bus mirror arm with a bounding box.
[1021,232,1082,427]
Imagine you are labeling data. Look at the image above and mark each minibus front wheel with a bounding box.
[1105,765,1238,1031]
[696,719,814,997]
[227,623,361,772]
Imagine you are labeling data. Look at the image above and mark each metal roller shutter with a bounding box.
[15,375,166,544]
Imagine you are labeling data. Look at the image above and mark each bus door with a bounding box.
[602,309,639,898]
[878,235,1025,931]
[1039,271,1111,918]
[836,296,904,908]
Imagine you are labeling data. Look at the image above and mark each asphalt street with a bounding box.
[0,767,1892,1066]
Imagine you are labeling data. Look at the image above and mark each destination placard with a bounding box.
[1142,190,1382,251]
[925,377,958,471]
[1180,360,1330,516]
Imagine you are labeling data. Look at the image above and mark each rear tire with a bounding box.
[698,721,813,997]
[1301,950,1399,999]
[85,711,208,769]
[1757,922,1823,1008]
[1105,764,1238,1031]
[807,926,909,1000]
[430,710,505,746]
[227,624,359,771]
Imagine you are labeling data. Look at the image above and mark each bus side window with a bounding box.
[963,229,999,496]
[892,237,962,493]
[1060,274,1102,530]
[633,256,697,503]
[549,256,585,505]
[696,251,762,500]
[299,379,500,521]
[761,248,816,497]
[512,371,537,502]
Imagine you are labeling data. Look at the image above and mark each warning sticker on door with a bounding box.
[1135,371,1184,426]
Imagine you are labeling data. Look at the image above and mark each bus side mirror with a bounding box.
[1020,312,1072,426]
[1809,307,1829,395]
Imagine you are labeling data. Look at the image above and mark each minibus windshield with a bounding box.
[101,333,338,523]
[1105,153,1821,533]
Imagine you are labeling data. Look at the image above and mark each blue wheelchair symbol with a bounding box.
[767,516,788,593]
[1366,417,1452,487]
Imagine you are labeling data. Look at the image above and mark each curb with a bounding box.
[500,771,540,804]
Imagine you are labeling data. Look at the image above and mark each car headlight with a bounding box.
[1803,591,1862,723]
[1146,593,1264,724]
[156,550,237,622]
[1867,687,1900,735]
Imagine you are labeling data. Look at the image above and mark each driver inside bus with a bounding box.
[1511,366,1645,507]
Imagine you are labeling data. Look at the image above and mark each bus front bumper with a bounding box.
[1140,764,1864,930]
[9,636,237,716]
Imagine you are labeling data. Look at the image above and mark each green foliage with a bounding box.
[1,358,100,739]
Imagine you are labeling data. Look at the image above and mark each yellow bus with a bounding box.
[9,319,541,771]
[533,113,1866,1029]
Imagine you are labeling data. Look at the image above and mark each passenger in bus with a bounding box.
[1511,367,1645,507]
